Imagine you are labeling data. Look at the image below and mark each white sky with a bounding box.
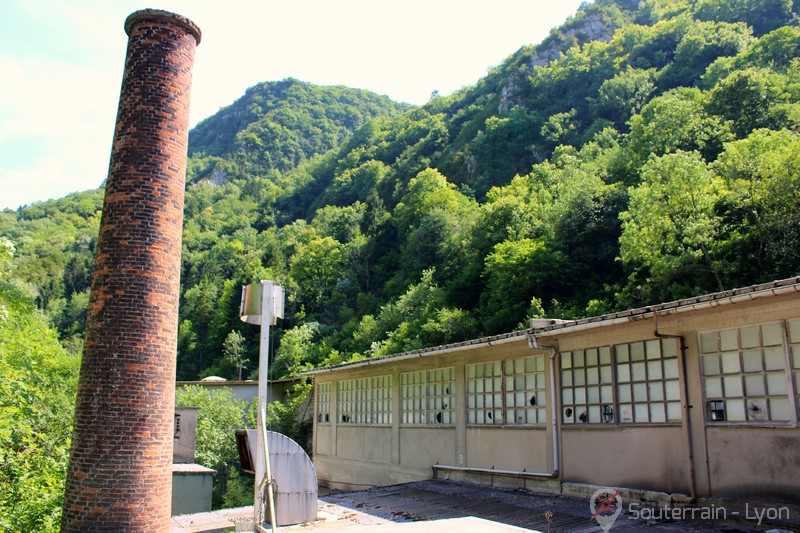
[0,0,587,210]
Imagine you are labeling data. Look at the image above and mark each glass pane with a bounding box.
[587,386,600,403]
[664,358,679,379]
[705,377,722,397]
[586,348,598,366]
[574,351,585,368]
[766,372,788,395]
[588,405,601,423]
[745,375,766,396]
[617,344,630,362]
[600,346,612,365]
[526,375,536,390]
[793,348,800,368]
[721,352,741,374]
[505,392,515,407]
[648,361,663,380]
[601,366,613,384]
[742,351,763,372]
[562,371,573,387]
[633,383,647,401]
[562,352,572,369]
[525,357,536,373]
[769,398,791,421]
[634,403,649,423]
[575,388,586,404]
[507,409,517,424]
[631,342,645,361]
[700,332,718,354]
[504,359,514,374]
[665,380,681,401]
[646,339,661,359]
[663,339,678,358]
[724,375,743,397]
[746,399,768,421]
[648,382,664,401]
[788,319,800,344]
[651,403,666,423]
[761,323,783,347]
[467,411,475,424]
[536,374,546,389]
[702,355,721,376]
[666,401,682,421]
[467,365,476,379]
[574,370,585,386]
[632,362,646,381]
[619,404,633,423]
[562,388,573,404]
[720,329,739,351]
[515,375,525,390]
[601,385,613,403]
[727,399,746,421]
[618,364,631,383]
[536,356,545,371]
[764,347,786,371]
[618,384,631,402]
[516,392,526,406]
[587,367,599,385]
[515,358,525,373]
[740,326,760,349]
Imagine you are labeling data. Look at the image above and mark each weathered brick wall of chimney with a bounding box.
[62,10,200,531]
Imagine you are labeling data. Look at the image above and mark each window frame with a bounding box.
[700,320,799,426]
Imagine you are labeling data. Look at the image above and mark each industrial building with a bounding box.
[303,277,800,505]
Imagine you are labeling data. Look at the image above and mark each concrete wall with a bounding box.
[171,464,214,516]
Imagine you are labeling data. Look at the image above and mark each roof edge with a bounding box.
[300,276,800,376]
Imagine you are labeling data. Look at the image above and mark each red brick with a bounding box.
[61,9,200,532]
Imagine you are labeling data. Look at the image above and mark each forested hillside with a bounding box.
[3,0,800,387]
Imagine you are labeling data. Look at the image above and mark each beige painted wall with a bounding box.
[336,426,392,463]
[399,427,455,468]
[561,426,690,494]
[466,427,549,472]
[706,427,800,503]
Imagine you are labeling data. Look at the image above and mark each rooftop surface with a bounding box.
[170,480,798,532]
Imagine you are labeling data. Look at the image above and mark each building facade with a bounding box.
[304,278,800,505]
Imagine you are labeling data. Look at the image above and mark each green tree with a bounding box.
[620,151,727,294]
[175,385,248,508]
[223,330,248,380]
[0,277,79,530]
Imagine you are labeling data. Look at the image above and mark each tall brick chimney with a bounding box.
[61,10,200,531]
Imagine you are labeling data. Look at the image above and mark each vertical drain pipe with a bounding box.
[528,335,560,476]
[62,10,200,531]
[653,312,697,501]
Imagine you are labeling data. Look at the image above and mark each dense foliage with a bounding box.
[2,0,800,390]
[0,238,79,529]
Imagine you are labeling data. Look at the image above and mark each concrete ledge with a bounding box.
[432,465,561,495]
[562,481,692,507]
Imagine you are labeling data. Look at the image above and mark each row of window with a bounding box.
[561,339,682,425]
[315,319,800,427]
[700,319,799,423]
[316,356,547,426]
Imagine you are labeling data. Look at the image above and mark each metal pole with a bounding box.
[255,281,278,533]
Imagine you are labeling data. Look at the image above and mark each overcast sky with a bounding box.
[0,0,587,210]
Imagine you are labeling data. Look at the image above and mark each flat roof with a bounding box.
[301,276,800,376]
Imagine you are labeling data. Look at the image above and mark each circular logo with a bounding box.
[589,488,623,532]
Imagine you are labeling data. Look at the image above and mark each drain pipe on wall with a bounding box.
[528,335,560,477]
[653,312,698,502]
